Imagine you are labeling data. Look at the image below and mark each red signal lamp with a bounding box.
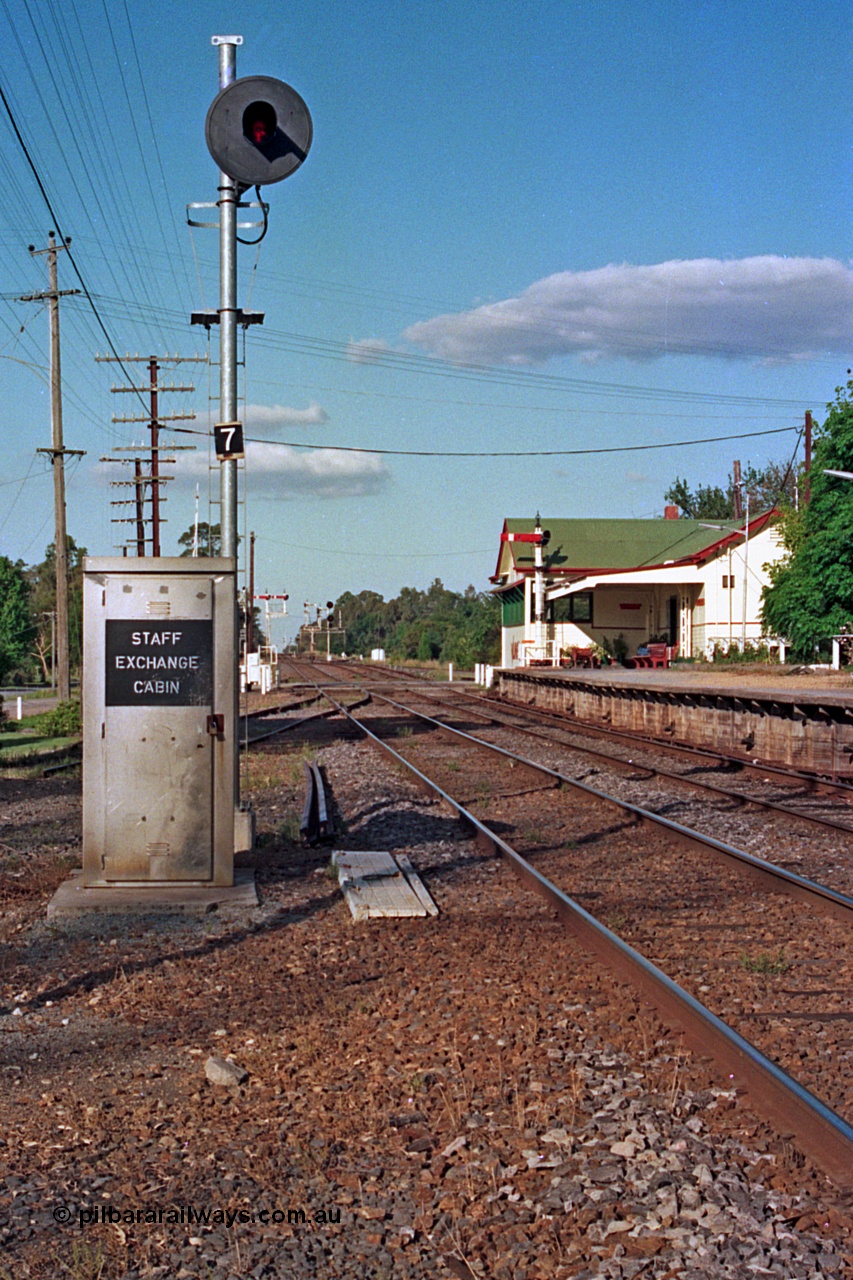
[244,100,277,148]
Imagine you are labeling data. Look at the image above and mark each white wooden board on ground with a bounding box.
[332,851,438,922]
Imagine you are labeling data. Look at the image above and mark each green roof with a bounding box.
[496,516,750,578]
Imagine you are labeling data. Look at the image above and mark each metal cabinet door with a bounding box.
[101,576,214,882]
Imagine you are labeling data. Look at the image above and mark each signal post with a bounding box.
[49,38,311,917]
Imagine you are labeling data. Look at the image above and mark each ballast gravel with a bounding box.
[0,727,850,1278]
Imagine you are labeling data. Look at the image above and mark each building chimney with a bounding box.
[664,505,680,520]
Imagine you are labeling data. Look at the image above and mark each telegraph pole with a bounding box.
[134,458,146,557]
[20,233,82,702]
[150,358,162,554]
[732,460,743,521]
[96,354,203,554]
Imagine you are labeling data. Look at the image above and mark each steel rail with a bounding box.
[243,693,324,722]
[361,688,853,925]
[300,761,334,845]
[294,656,853,792]
[303,677,853,1191]
[382,683,853,837]
[244,693,370,745]
[286,655,853,865]
[41,754,82,777]
[293,656,853,807]
[279,657,411,699]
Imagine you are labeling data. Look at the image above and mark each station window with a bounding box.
[550,592,594,624]
[501,586,525,628]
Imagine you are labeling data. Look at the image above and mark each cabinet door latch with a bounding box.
[206,714,225,738]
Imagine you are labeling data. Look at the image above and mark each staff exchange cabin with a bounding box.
[491,508,784,668]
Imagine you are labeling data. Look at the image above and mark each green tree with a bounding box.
[326,581,500,664]
[665,458,800,519]
[741,460,800,512]
[178,521,222,556]
[25,538,86,683]
[244,606,268,651]
[328,590,387,656]
[665,477,732,519]
[761,383,853,657]
[0,556,32,683]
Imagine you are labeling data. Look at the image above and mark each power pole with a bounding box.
[732,460,743,520]
[95,354,204,554]
[804,411,812,507]
[20,233,83,702]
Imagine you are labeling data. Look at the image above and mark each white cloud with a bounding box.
[247,443,389,499]
[402,256,853,365]
[175,441,390,500]
[243,401,328,433]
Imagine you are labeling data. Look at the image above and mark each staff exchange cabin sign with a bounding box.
[105,622,213,705]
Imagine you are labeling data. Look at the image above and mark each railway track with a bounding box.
[282,661,853,869]
[379,688,853,913]
[280,657,853,1189]
[242,691,370,745]
[465,689,853,825]
[5,661,852,1275]
[337,655,853,796]
[303,659,853,890]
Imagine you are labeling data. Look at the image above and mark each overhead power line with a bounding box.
[170,422,798,458]
[81,292,819,414]
[256,330,815,410]
[254,533,494,560]
[0,74,149,417]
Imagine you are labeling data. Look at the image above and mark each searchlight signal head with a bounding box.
[206,75,312,187]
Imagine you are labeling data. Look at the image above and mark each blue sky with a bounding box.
[0,0,850,644]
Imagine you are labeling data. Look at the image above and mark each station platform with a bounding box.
[493,665,853,778]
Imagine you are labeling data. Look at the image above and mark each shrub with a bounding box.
[602,633,629,663]
[42,699,82,737]
[710,640,772,664]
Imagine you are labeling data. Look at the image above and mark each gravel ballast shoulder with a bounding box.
[0,725,851,1278]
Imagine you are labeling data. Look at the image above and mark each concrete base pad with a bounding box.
[47,867,259,920]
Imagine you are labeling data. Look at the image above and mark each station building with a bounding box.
[491,508,785,667]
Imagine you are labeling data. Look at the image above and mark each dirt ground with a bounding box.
[1,711,852,1279]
